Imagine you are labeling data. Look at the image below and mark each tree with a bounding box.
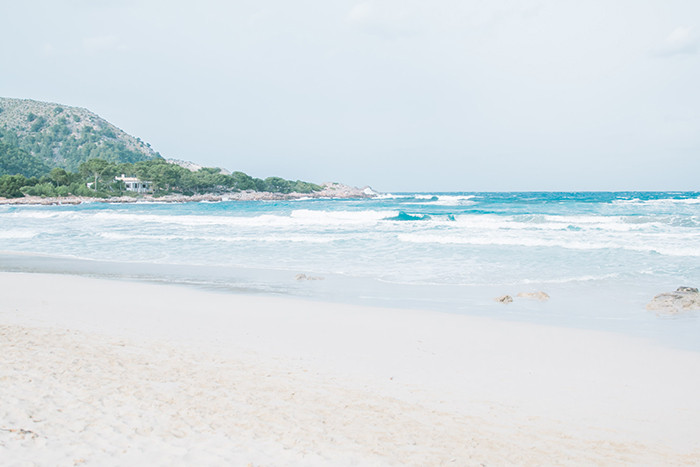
[230,171,256,191]
[0,174,28,198]
[29,116,47,132]
[78,158,115,191]
[264,176,292,193]
[0,142,50,177]
[48,167,73,186]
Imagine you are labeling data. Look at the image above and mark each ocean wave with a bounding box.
[90,209,399,228]
[372,193,414,200]
[0,210,80,220]
[519,273,622,284]
[397,233,700,256]
[83,210,698,234]
[612,196,700,207]
[375,272,624,287]
[431,195,475,206]
[451,213,698,231]
[384,211,432,221]
[289,209,397,224]
[98,232,340,243]
[6,205,695,234]
[0,231,38,239]
[398,194,476,206]
[374,193,476,205]
[451,214,646,232]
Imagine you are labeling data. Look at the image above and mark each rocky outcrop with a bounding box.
[647,287,700,314]
[0,195,88,205]
[313,182,377,199]
[494,295,513,304]
[295,273,324,281]
[0,182,378,205]
[517,291,550,301]
[494,291,550,304]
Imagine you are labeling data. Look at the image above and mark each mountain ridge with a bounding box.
[0,97,159,172]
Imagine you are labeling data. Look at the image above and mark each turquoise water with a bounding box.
[1,192,699,350]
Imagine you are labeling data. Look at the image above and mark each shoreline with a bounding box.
[0,182,377,205]
[2,271,699,465]
[0,250,698,354]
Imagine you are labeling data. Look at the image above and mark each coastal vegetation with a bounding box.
[0,158,322,198]
[0,97,323,199]
[0,141,50,178]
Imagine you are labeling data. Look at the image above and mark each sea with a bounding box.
[1,191,698,351]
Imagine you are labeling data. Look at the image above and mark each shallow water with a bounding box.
[1,192,698,350]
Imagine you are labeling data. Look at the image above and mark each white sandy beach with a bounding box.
[1,271,699,466]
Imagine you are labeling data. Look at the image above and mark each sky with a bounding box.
[1,0,699,191]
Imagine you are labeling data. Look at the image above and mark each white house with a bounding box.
[115,174,153,193]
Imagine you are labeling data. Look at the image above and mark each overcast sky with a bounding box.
[2,0,699,191]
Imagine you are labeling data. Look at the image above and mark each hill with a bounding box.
[0,97,373,201]
[0,97,159,174]
[0,142,50,178]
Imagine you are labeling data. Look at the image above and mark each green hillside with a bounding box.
[0,97,324,199]
[0,142,50,178]
[0,97,159,174]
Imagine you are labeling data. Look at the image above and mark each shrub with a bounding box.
[0,174,28,198]
[22,182,57,197]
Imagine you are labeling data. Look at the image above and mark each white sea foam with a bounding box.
[372,193,477,205]
[431,195,476,206]
[399,194,476,206]
[373,193,412,200]
[612,196,700,207]
[1,211,79,220]
[397,233,700,256]
[519,273,622,284]
[289,209,397,224]
[98,232,340,244]
[89,209,399,228]
[2,194,697,308]
[450,214,651,232]
[0,231,38,239]
[7,206,684,234]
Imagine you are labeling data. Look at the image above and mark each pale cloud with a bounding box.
[83,35,126,54]
[41,42,56,56]
[346,0,543,39]
[346,1,422,38]
[487,1,542,23]
[653,26,697,57]
[347,2,373,23]
[3,0,700,190]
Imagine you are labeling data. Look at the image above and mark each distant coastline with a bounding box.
[0,182,377,205]
[1,97,376,203]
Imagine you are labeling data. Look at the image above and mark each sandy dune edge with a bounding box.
[1,272,699,465]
